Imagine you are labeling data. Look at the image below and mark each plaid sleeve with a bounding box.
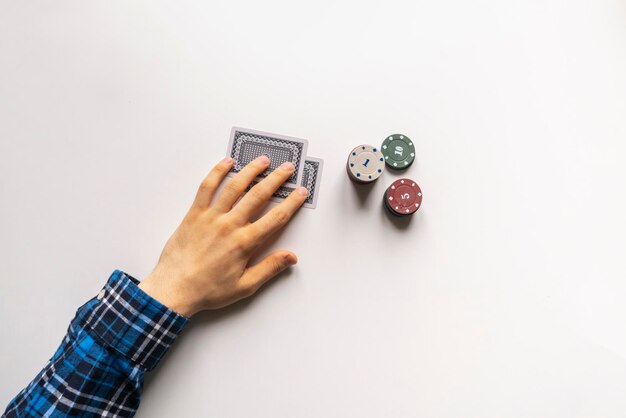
[2,270,189,418]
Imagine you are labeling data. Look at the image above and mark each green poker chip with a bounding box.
[381,134,415,170]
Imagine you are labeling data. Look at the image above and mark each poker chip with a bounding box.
[383,178,422,216]
[381,134,415,170]
[346,144,385,183]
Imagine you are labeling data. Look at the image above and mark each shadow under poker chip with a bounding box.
[381,195,414,230]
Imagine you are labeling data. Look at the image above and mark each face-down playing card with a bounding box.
[227,127,308,187]
[268,156,324,209]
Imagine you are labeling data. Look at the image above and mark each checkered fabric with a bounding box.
[2,270,188,417]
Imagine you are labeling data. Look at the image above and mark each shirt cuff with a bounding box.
[80,269,189,371]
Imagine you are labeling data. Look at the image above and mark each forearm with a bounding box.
[3,155,304,417]
[2,270,188,418]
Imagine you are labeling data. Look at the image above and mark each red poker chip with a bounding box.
[384,178,422,216]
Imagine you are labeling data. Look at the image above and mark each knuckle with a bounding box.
[217,162,230,172]
[239,283,257,298]
[204,206,220,220]
[271,258,286,274]
[199,178,214,192]
[244,162,262,173]
[214,215,235,234]
[232,230,253,252]
[233,240,250,254]
[223,180,241,196]
[200,166,225,190]
[248,185,266,202]
[271,168,288,179]
[273,210,290,226]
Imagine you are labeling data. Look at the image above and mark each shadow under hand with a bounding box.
[142,209,297,394]
[142,266,294,396]
[192,266,295,328]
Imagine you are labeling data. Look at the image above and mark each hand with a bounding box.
[138,156,308,317]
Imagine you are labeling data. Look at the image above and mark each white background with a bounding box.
[1,1,626,417]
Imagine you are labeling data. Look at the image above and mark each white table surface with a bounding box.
[1,1,626,417]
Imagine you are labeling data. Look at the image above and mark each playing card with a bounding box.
[268,156,324,209]
[227,127,308,187]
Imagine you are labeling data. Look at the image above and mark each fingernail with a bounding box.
[280,161,295,171]
[297,186,308,197]
[285,253,298,265]
[222,156,233,164]
[257,155,270,164]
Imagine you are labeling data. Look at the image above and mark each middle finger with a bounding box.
[232,161,296,220]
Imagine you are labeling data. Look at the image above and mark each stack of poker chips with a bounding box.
[383,178,422,217]
[346,144,385,183]
[346,134,422,217]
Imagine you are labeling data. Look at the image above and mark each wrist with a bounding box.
[139,273,196,318]
[86,270,189,370]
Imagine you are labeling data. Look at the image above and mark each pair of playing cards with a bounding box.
[226,127,324,209]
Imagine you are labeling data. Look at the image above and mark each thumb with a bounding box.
[239,250,297,295]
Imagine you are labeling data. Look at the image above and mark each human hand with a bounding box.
[138,156,308,317]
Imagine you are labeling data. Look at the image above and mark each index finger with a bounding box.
[248,186,308,241]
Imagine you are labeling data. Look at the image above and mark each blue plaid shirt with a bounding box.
[2,270,188,417]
